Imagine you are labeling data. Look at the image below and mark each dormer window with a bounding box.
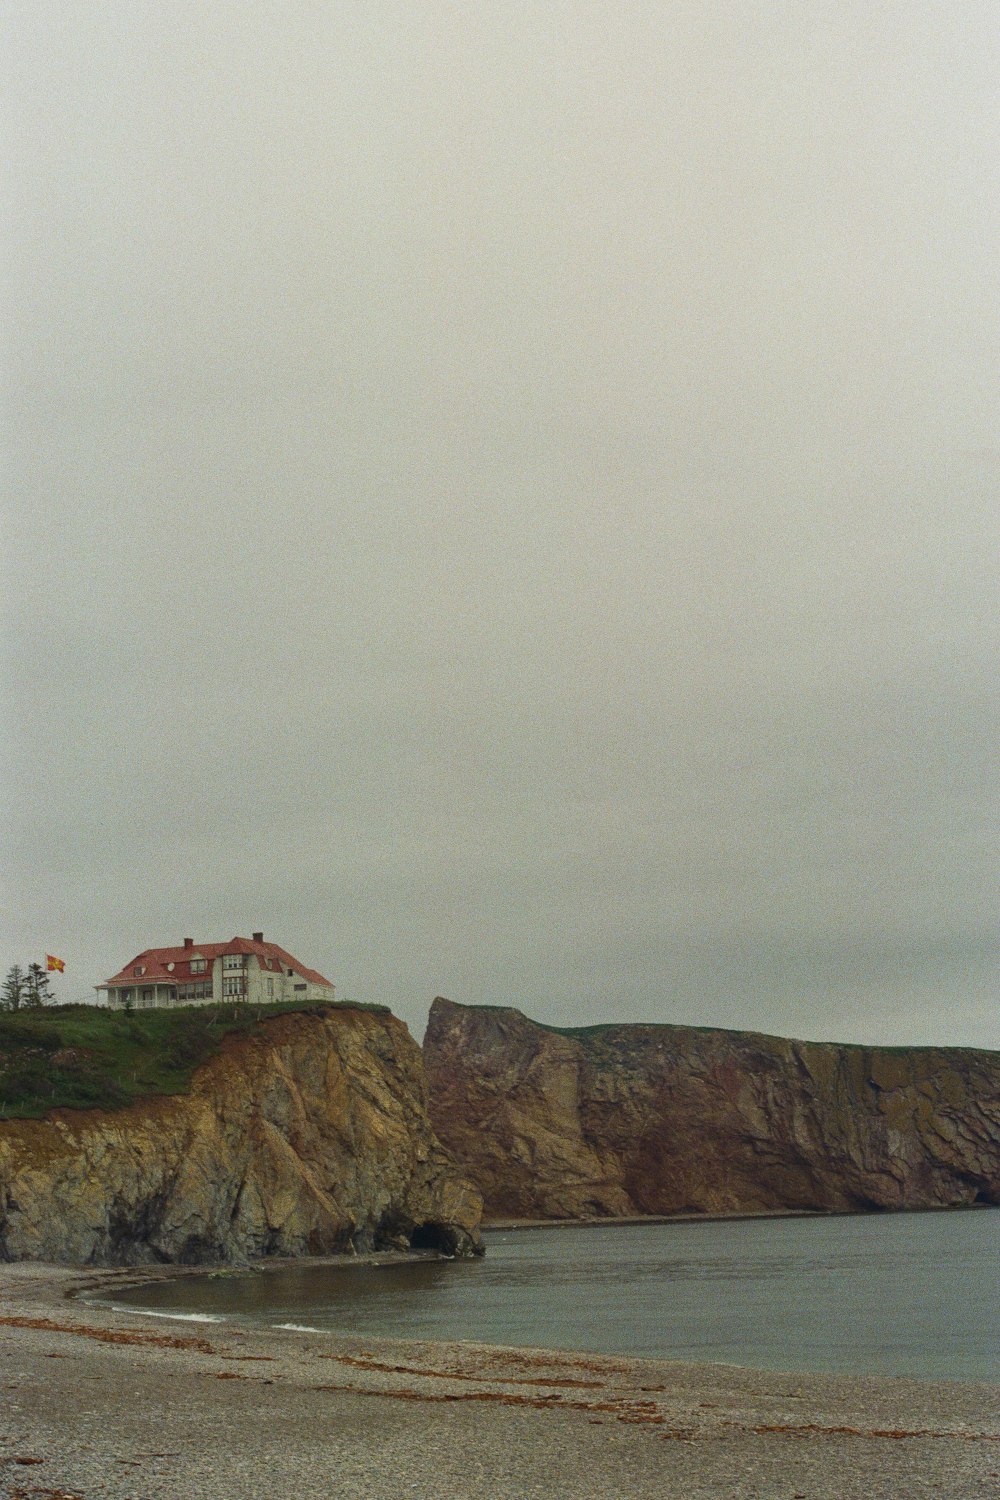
[134,966,145,977]
[190,958,207,974]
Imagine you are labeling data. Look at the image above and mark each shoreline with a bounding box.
[482,1202,998,1232]
[482,1207,820,1232]
[2,1261,998,1499]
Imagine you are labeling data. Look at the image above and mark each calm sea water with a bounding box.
[107,1210,999,1382]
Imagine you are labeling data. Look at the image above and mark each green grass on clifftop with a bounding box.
[0,1000,389,1120]
[444,1000,982,1056]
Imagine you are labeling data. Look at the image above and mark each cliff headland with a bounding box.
[0,1005,482,1263]
[424,997,1000,1220]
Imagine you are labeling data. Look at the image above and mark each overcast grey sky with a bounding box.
[3,2,997,1049]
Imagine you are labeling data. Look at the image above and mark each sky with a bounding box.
[2,2,997,1051]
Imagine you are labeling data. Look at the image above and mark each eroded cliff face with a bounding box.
[0,1007,483,1264]
[424,998,1000,1219]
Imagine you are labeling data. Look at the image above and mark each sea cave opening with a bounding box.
[409,1221,452,1252]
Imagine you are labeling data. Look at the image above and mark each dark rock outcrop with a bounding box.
[0,1007,483,1263]
[424,997,1000,1219]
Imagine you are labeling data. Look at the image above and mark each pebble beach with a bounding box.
[1,1260,998,1500]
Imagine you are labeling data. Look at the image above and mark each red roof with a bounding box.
[100,937,333,989]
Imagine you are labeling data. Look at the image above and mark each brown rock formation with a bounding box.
[0,1007,483,1263]
[424,998,1000,1219]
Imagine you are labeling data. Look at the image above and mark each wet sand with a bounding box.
[2,1259,998,1500]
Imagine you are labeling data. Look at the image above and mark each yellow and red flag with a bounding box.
[46,955,65,973]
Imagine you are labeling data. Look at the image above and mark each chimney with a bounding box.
[183,937,194,949]
[252,931,263,943]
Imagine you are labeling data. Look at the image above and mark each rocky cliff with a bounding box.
[0,1007,483,1264]
[424,998,1000,1219]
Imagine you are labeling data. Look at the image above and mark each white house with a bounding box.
[96,933,334,1009]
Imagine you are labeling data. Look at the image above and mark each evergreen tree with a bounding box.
[23,963,54,1008]
[1,964,26,1011]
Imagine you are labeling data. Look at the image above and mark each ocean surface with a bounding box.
[107,1208,999,1382]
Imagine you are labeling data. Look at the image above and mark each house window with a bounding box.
[119,988,132,1006]
[223,953,245,970]
[179,981,212,1002]
[267,977,274,998]
[293,983,306,992]
[134,966,145,977]
[223,975,247,998]
[190,959,207,973]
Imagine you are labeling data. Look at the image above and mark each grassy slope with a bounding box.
[0,1000,389,1120]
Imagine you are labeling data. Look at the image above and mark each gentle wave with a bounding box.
[115,1306,225,1324]
[274,1322,324,1333]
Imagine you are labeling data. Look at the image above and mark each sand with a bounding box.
[1,1259,998,1500]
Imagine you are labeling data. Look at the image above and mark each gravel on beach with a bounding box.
[1,1261,998,1500]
